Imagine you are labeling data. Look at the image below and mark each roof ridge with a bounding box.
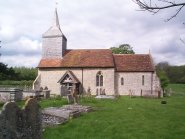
[113,54,150,56]
[113,54,155,72]
[66,49,111,51]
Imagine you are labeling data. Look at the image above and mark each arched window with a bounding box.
[121,77,124,85]
[96,71,103,87]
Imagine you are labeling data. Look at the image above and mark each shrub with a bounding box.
[0,80,33,88]
[0,101,4,108]
[161,100,167,104]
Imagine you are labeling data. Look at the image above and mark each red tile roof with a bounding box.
[113,54,155,72]
[38,49,115,68]
[38,50,155,72]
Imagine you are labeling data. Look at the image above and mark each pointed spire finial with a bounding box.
[53,1,60,29]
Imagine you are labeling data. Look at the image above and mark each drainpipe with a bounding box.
[82,68,84,95]
[151,72,153,94]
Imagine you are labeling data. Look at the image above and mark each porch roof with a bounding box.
[58,71,80,84]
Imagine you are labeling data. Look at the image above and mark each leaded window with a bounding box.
[96,71,103,87]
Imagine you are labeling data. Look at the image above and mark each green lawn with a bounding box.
[43,84,185,139]
[167,84,185,96]
[1,84,185,138]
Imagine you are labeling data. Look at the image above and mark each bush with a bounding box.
[0,102,4,108]
[0,80,33,89]
[161,101,167,104]
[0,80,33,85]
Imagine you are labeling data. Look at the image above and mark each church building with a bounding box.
[33,8,161,97]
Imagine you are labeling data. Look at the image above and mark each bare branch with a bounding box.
[134,0,185,10]
[158,0,175,5]
[180,38,185,44]
[133,0,185,21]
[166,5,184,21]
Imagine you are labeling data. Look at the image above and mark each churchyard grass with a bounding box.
[167,84,185,96]
[0,97,68,110]
[1,84,185,138]
[39,97,68,109]
[43,84,185,139]
[16,97,68,109]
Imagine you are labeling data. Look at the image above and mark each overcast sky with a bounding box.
[0,0,185,67]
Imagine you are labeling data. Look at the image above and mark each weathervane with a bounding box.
[55,1,58,8]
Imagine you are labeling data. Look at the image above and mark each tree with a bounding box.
[157,70,169,93]
[110,44,135,54]
[13,67,37,80]
[0,63,18,80]
[156,62,170,93]
[133,0,185,21]
[156,62,185,84]
[0,62,8,80]
[165,65,185,84]
[156,61,170,71]
[0,41,1,57]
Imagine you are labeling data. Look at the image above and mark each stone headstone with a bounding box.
[23,98,42,139]
[67,94,74,104]
[0,102,21,139]
[0,98,41,139]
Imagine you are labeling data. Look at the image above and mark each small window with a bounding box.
[121,77,124,85]
[96,71,103,87]
[142,75,144,86]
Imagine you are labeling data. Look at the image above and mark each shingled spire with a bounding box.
[42,7,67,59]
[43,8,63,37]
[53,8,60,29]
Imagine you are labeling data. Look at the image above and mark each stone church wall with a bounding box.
[37,69,161,97]
[115,72,154,96]
[38,68,115,96]
[152,72,162,97]
[83,68,115,96]
[38,68,82,95]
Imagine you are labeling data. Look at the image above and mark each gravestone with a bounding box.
[0,98,41,139]
[67,94,74,104]
[71,88,78,104]
[0,102,21,139]
[23,98,42,139]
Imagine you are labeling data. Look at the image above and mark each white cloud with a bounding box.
[1,37,41,56]
[0,0,185,67]
[0,25,15,38]
[1,55,41,67]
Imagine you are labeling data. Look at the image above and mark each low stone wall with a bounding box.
[23,90,50,99]
[0,89,23,102]
[0,89,50,102]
